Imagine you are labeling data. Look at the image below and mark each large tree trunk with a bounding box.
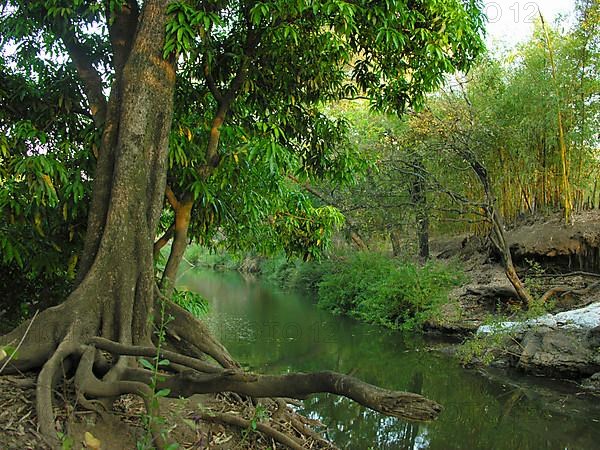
[1,0,179,442]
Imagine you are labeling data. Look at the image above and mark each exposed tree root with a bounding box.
[197,411,305,450]
[540,280,600,304]
[89,337,223,374]
[74,346,172,450]
[156,286,239,369]
[0,310,39,375]
[118,364,441,421]
[36,327,81,442]
[0,295,441,448]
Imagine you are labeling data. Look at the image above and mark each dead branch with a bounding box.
[197,411,305,450]
[540,280,600,304]
[123,368,442,422]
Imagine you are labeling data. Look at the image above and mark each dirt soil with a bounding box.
[0,375,333,450]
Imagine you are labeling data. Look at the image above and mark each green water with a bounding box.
[179,269,600,450]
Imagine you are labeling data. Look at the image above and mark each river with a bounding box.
[178,269,600,450]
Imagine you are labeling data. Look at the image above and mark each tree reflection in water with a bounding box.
[180,269,600,450]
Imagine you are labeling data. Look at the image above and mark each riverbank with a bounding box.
[176,268,600,449]
[185,246,466,332]
[6,265,597,450]
[428,212,600,390]
[185,211,600,391]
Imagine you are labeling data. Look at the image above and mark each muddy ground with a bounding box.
[428,210,600,333]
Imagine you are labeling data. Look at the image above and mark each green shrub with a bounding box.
[181,245,241,271]
[259,255,299,288]
[171,289,209,318]
[317,252,464,331]
[289,259,332,293]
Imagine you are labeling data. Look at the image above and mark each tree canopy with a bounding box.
[0,0,488,446]
[1,0,487,299]
[319,3,599,251]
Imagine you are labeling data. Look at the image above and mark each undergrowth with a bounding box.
[184,246,241,271]
[171,289,209,318]
[316,252,464,330]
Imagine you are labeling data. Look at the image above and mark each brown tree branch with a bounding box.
[204,63,223,102]
[125,368,442,422]
[60,29,108,128]
[106,0,139,76]
[197,411,305,450]
[199,28,257,178]
[154,221,175,259]
[165,184,180,210]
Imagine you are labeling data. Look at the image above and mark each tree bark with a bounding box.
[121,366,442,422]
[76,0,177,343]
[159,187,193,296]
[75,0,140,283]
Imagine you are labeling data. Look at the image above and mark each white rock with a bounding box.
[477,321,521,334]
[477,302,600,334]
[525,314,558,328]
[554,302,600,329]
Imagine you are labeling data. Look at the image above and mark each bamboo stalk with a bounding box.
[540,13,573,223]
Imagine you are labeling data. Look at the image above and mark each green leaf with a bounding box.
[156,388,171,398]
[139,358,154,370]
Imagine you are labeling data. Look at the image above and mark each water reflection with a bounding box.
[179,270,600,450]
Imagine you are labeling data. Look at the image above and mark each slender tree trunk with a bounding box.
[390,229,402,257]
[154,47,255,287]
[154,222,175,260]
[160,191,193,296]
[468,155,533,304]
[410,157,429,260]
[417,213,429,260]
